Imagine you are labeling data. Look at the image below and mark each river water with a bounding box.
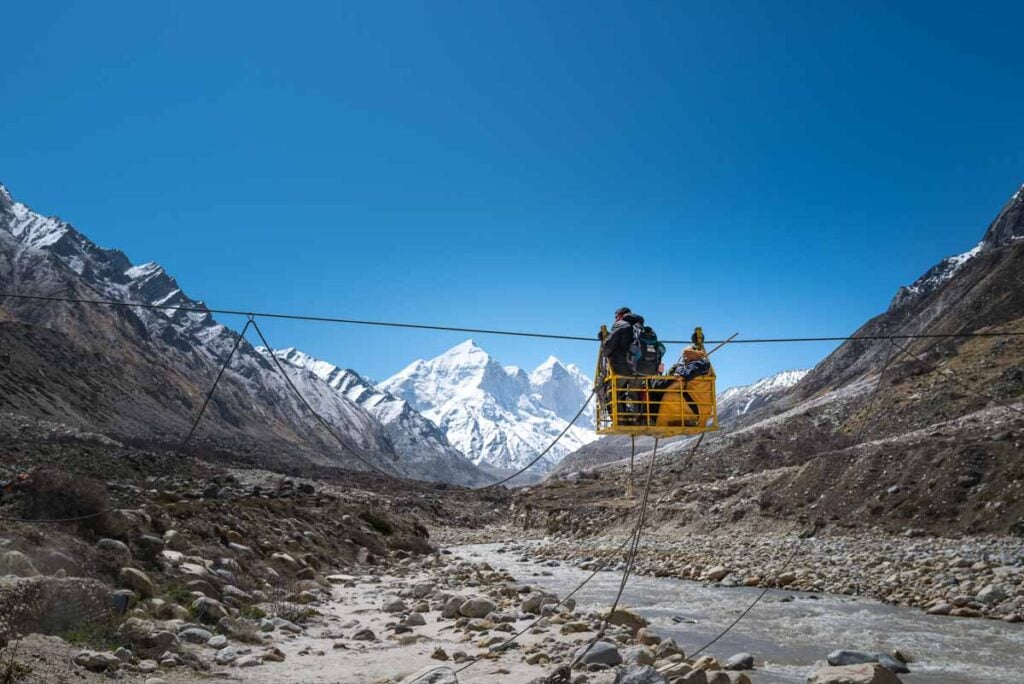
[455,543,1024,683]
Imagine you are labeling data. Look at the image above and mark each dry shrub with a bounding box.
[21,468,114,538]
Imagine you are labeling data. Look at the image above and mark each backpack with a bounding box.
[630,325,666,375]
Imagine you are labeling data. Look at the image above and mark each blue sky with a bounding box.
[2,1,1021,390]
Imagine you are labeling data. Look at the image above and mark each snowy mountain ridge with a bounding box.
[716,368,810,424]
[261,347,491,486]
[0,185,406,473]
[378,340,597,474]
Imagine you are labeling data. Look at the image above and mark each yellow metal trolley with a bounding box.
[594,326,720,438]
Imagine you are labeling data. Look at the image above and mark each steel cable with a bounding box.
[2,290,1023,345]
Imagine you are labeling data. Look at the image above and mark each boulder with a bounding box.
[163,530,188,551]
[977,584,1007,605]
[601,607,649,635]
[807,664,902,684]
[724,652,753,671]
[827,651,877,667]
[214,647,238,665]
[654,638,683,659]
[623,646,656,667]
[73,650,121,672]
[191,596,229,623]
[118,568,155,598]
[442,596,465,618]
[96,539,132,568]
[614,665,668,684]
[575,640,622,666]
[637,628,662,646]
[0,551,39,577]
[382,597,407,613]
[179,627,214,644]
[459,597,497,618]
[704,566,731,582]
[521,591,559,614]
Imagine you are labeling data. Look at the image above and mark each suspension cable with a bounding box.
[2,290,1023,345]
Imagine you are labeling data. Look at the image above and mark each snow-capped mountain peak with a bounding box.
[259,347,491,485]
[717,369,810,423]
[379,341,597,474]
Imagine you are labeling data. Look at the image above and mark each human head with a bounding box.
[614,306,631,321]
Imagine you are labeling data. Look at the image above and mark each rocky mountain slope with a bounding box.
[538,184,1024,537]
[0,184,446,480]
[262,348,492,486]
[379,340,596,475]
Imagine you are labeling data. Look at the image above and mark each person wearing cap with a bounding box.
[602,307,644,424]
[603,307,642,375]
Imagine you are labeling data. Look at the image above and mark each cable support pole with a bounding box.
[2,291,1024,345]
[0,319,252,524]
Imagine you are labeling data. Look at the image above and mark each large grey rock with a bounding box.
[191,596,228,623]
[807,664,902,684]
[96,539,132,567]
[441,596,464,618]
[0,551,39,577]
[459,597,497,618]
[73,650,121,671]
[118,567,155,598]
[614,664,667,683]
[575,640,622,666]
[214,647,239,665]
[179,627,214,644]
[827,651,877,667]
[521,591,558,614]
[826,651,908,674]
[977,584,1007,605]
[398,666,458,684]
[724,652,754,670]
[654,638,683,659]
[601,607,649,635]
[623,646,656,667]
[874,654,910,675]
[382,597,407,613]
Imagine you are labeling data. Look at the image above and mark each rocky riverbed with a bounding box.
[443,526,1024,624]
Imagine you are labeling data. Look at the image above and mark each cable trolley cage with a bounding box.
[594,325,719,437]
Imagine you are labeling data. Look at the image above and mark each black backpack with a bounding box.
[630,325,666,375]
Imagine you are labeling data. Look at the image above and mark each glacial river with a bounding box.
[456,543,1024,683]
